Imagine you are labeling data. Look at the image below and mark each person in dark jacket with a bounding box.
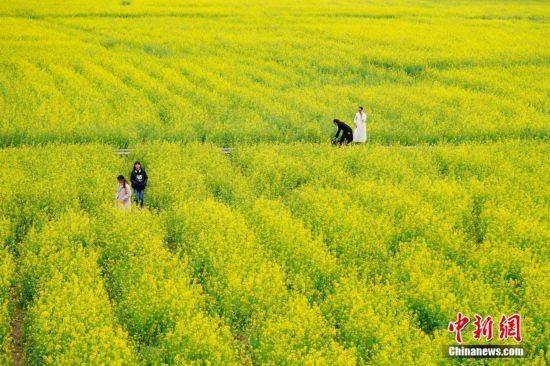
[332,119,353,145]
[130,161,148,208]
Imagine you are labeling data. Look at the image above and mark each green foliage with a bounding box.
[0,247,14,365]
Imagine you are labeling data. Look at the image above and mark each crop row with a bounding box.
[163,199,356,364]
[92,209,241,364]
[19,212,136,364]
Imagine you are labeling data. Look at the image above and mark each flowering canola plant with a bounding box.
[0,141,546,364]
[0,0,548,364]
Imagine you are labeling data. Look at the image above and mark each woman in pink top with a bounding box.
[115,175,132,211]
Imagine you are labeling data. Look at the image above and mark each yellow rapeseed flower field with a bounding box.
[1,0,548,145]
[0,0,548,364]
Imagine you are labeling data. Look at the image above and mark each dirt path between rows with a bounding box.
[10,281,24,366]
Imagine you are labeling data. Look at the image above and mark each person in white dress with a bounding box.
[353,106,367,143]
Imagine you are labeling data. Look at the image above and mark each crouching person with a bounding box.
[332,119,353,146]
